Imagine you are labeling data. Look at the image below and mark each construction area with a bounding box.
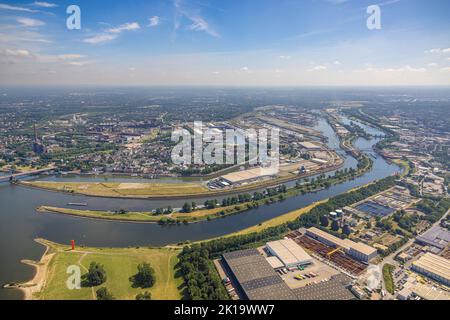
[292,235,368,276]
[287,229,370,276]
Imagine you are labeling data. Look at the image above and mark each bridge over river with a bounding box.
[0,167,55,183]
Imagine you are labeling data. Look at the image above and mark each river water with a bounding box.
[0,117,399,299]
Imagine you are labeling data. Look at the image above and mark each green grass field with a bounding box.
[36,241,183,300]
[383,264,396,295]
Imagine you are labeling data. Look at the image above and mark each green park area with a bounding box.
[35,240,183,300]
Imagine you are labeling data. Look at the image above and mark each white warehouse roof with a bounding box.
[266,239,313,267]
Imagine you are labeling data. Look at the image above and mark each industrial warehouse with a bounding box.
[266,239,313,268]
[218,238,356,300]
[221,249,297,300]
[305,227,378,263]
[207,166,277,189]
[416,225,450,254]
[411,253,450,286]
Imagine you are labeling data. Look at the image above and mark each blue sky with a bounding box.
[0,0,450,85]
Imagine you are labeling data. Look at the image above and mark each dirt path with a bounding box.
[77,252,96,300]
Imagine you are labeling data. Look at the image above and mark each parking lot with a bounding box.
[281,259,340,289]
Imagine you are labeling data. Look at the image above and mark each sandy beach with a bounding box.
[6,239,54,300]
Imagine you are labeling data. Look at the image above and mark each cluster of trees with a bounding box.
[344,121,371,139]
[178,246,229,300]
[416,198,450,223]
[383,237,409,257]
[173,164,232,176]
[130,263,156,289]
[136,291,152,300]
[82,262,107,287]
[96,287,114,300]
[393,210,420,233]
[204,199,218,209]
[81,261,155,300]
[81,262,115,300]
[154,206,173,215]
[221,194,252,206]
[178,185,290,216]
[177,175,398,299]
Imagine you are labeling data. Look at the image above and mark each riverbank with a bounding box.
[3,238,53,300]
[35,153,371,225]
[198,171,400,243]
[17,158,344,200]
[37,204,251,224]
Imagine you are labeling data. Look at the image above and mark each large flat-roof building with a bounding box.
[306,227,378,263]
[266,239,313,268]
[220,167,277,186]
[292,274,354,300]
[221,248,354,300]
[416,225,450,254]
[222,249,297,300]
[299,141,322,151]
[411,253,450,286]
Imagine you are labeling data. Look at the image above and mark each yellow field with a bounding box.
[202,200,328,243]
[23,181,210,198]
[35,240,183,300]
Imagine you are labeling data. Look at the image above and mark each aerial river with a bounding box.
[0,117,399,299]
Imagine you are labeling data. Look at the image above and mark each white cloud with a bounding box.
[148,16,160,27]
[57,54,86,61]
[440,67,450,72]
[427,63,438,67]
[17,17,45,27]
[309,65,327,71]
[84,34,118,44]
[33,1,57,8]
[174,0,219,38]
[0,31,52,43]
[0,48,90,67]
[66,61,89,67]
[107,22,140,34]
[425,48,450,54]
[333,60,341,65]
[239,66,249,72]
[187,16,219,37]
[0,48,33,58]
[128,67,136,71]
[279,55,291,59]
[0,3,38,12]
[84,22,140,45]
[356,65,427,73]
